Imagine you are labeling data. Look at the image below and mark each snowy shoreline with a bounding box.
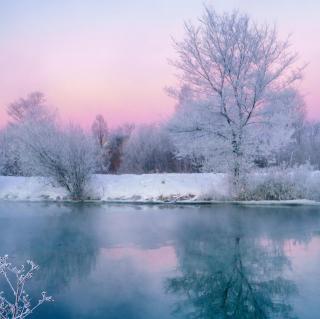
[0,173,320,206]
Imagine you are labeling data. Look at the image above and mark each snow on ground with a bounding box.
[93,173,229,201]
[0,173,229,202]
[0,176,67,201]
[0,173,319,204]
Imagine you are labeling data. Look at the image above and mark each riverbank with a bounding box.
[0,173,228,202]
[0,172,320,205]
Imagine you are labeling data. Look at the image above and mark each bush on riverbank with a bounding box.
[238,165,320,201]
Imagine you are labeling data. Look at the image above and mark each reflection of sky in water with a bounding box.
[1,203,320,318]
[102,245,177,272]
[285,237,320,318]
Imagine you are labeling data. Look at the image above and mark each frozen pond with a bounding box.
[0,202,320,318]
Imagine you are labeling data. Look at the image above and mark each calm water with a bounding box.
[0,203,320,318]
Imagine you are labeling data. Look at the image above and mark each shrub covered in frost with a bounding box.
[238,165,315,201]
[17,122,95,200]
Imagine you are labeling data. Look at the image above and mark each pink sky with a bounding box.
[0,0,319,128]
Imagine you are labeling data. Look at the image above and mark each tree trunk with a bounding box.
[231,133,245,197]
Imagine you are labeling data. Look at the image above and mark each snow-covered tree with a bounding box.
[91,114,108,149]
[17,121,95,199]
[2,92,57,176]
[91,115,109,173]
[120,125,177,173]
[0,131,5,175]
[281,120,320,169]
[7,92,55,124]
[169,7,304,185]
[0,255,53,319]
[170,87,304,172]
[301,122,320,167]
[0,129,23,176]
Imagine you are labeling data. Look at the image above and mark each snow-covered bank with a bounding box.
[0,173,229,202]
[0,176,67,201]
[1,172,320,205]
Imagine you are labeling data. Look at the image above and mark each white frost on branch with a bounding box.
[0,255,53,319]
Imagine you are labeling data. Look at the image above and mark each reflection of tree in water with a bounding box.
[30,205,99,292]
[166,211,299,319]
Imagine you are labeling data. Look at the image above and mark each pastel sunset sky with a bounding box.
[0,0,319,128]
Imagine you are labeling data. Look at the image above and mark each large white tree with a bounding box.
[169,7,305,184]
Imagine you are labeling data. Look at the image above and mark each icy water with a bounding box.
[1,203,320,318]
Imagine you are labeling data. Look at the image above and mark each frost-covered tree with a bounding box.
[17,122,95,199]
[301,122,320,167]
[91,115,109,173]
[91,114,108,149]
[281,120,320,169]
[7,92,55,124]
[0,129,23,176]
[169,7,304,185]
[4,93,95,196]
[120,125,177,173]
[2,92,57,176]
[170,87,304,173]
[0,131,5,175]
[0,255,53,319]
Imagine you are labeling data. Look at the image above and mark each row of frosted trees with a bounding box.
[0,92,199,199]
[0,93,198,175]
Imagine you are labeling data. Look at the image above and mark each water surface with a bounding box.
[0,202,320,318]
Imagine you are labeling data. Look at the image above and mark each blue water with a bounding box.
[0,202,320,318]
